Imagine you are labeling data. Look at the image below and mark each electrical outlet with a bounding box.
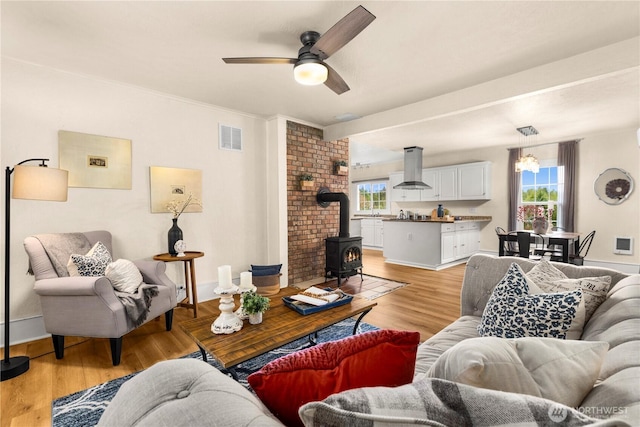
[407,232,413,241]
[469,207,477,213]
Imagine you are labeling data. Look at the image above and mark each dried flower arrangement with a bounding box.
[166,193,202,219]
[516,205,554,222]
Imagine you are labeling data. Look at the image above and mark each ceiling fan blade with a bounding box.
[324,63,350,95]
[310,5,376,60]
[223,57,297,65]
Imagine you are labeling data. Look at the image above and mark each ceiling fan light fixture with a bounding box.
[294,61,328,86]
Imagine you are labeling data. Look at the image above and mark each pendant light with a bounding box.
[515,126,540,173]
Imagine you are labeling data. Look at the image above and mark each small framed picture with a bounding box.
[149,166,203,214]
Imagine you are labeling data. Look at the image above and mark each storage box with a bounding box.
[253,273,281,296]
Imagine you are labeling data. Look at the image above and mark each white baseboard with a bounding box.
[0,315,49,348]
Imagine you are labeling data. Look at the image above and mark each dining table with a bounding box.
[497,230,581,263]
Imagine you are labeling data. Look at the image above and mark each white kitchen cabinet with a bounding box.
[440,222,480,263]
[390,162,491,202]
[437,167,457,200]
[374,222,384,247]
[418,169,438,200]
[419,166,459,201]
[361,219,384,248]
[458,162,491,200]
[350,219,362,237]
[389,172,421,202]
[361,220,374,246]
[385,220,484,270]
[440,231,457,264]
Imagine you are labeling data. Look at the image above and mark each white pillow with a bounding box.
[67,241,112,277]
[426,336,609,408]
[527,260,611,321]
[105,259,143,293]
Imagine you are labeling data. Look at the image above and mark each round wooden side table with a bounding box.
[153,251,204,318]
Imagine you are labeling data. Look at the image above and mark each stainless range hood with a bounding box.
[393,146,432,190]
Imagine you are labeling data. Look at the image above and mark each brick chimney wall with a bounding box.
[287,121,349,285]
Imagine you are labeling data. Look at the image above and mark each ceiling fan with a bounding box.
[222,5,375,95]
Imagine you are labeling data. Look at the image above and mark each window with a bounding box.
[355,181,389,214]
[519,161,562,229]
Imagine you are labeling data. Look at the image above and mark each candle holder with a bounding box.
[211,285,243,334]
[235,284,257,320]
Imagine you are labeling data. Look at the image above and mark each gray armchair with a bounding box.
[24,230,177,365]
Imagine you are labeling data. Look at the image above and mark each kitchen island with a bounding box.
[383,217,491,270]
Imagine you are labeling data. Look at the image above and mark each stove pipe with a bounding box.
[317,188,350,238]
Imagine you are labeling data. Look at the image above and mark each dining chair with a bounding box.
[496,227,519,256]
[569,230,596,265]
[533,226,564,261]
[516,232,543,260]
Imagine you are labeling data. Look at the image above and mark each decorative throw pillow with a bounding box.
[67,241,112,277]
[298,377,605,427]
[527,259,611,321]
[477,263,583,339]
[526,258,567,284]
[247,329,420,427]
[105,259,143,293]
[425,337,609,408]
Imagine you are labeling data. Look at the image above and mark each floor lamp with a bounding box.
[2,159,68,381]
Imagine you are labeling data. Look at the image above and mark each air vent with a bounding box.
[219,124,242,151]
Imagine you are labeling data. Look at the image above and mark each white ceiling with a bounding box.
[2,1,639,165]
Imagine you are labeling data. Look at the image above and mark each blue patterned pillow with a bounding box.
[67,241,113,277]
[477,263,582,339]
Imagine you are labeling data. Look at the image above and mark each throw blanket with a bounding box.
[299,377,629,427]
[114,284,159,328]
[31,233,92,277]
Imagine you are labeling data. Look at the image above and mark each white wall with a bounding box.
[351,129,640,268]
[1,59,276,331]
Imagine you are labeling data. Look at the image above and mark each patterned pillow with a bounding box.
[298,377,605,427]
[67,241,112,277]
[527,259,611,321]
[478,263,583,339]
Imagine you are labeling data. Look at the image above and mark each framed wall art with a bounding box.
[59,130,132,189]
[149,166,203,214]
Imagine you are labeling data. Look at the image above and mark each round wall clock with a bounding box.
[594,168,634,205]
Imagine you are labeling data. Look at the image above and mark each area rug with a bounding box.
[51,318,378,427]
[334,274,408,300]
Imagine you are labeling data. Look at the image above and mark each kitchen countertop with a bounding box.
[353,215,492,223]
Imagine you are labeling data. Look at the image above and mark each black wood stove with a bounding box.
[317,188,363,286]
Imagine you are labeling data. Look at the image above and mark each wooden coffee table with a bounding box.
[179,287,376,378]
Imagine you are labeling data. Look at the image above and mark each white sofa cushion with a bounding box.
[426,336,608,408]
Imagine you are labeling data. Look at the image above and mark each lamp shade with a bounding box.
[294,62,328,86]
[12,165,68,201]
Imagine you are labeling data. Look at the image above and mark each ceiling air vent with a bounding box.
[219,124,242,151]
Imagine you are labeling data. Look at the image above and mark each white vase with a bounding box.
[248,312,263,325]
[532,216,548,234]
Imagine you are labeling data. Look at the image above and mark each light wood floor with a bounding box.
[0,249,466,427]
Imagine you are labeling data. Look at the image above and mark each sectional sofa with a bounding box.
[98,254,639,426]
